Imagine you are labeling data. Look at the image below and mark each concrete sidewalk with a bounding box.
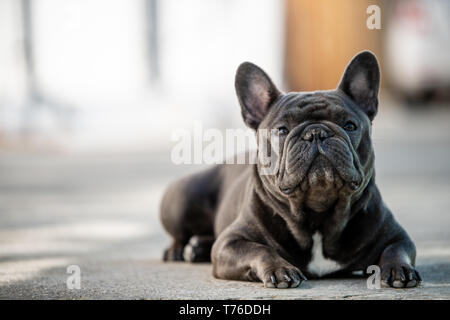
[1,107,450,299]
[2,258,450,300]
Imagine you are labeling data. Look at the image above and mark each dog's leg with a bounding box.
[212,235,307,288]
[183,235,215,262]
[163,240,186,261]
[379,238,421,288]
[160,166,223,262]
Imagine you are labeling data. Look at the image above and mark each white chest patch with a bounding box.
[306,232,343,277]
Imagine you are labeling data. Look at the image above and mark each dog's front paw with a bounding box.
[380,263,422,288]
[163,244,184,261]
[262,265,307,289]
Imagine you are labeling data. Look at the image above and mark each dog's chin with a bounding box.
[301,157,343,212]
[279,155,352,212]
[305,156,344,188]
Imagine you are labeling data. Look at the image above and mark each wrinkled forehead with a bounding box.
[268,91,360,124]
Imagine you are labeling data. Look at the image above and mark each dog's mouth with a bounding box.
[277,133,362,196]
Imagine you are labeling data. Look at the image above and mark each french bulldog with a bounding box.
[160,51,421,288]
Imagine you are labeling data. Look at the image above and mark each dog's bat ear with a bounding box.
[338,51,380,121]
[235,62,281,129]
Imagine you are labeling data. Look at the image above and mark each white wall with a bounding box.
[0,0,27,134]
[0,0,284,151]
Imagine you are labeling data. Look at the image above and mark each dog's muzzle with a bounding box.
[277,123,362,195]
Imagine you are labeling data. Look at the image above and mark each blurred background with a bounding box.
[1,0,450,298]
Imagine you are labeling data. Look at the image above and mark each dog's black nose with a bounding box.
[302,125,331,142]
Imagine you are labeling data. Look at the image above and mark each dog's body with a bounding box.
[160,52,421,288]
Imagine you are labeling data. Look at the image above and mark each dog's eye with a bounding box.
[343,121,357,131]
[278,126,289,135]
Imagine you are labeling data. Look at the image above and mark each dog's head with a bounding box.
[235,51,380,212]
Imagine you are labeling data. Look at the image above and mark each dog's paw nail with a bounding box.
[264,266,305,289]
[406,279,417,288]
[279,186,295,195]
[381,264,421,288]
[349,181,359,190]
